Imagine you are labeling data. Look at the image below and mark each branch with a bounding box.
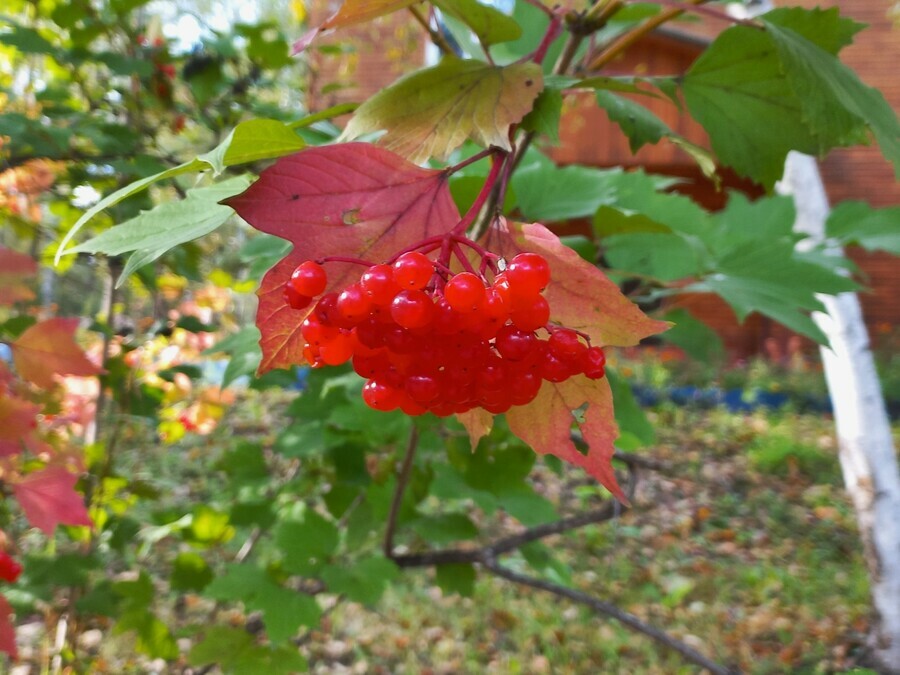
[391,458,636,568]
[585,0,710,71]
[383,424,420,558]
[480,557,739,675]
[408,5,457,57]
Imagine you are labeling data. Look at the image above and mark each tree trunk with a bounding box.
[777,151,900,673]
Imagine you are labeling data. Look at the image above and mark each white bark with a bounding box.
[777,152,900,673]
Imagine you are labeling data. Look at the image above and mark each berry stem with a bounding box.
[452,153,506,237]
[532,13,564,66]
[316,255,377,267]
[445,147,498,176]
[451,240,478,275]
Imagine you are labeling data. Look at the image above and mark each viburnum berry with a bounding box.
[290,261,328,297]
[392,251,433,290]
[506,252,550,296]
[444,272,485,314]
[283,285,312,310]
[284,246,607,416]
[0,552,22,584]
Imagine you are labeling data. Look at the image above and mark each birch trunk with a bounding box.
[777,152,900,673]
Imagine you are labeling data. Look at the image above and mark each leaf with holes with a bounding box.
[462,219,668,500]
[224,143,460,372]
[342,57,543,163]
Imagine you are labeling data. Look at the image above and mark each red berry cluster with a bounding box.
[283,250,606,416]
[0,552,22,584]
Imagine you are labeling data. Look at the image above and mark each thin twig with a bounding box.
[383,425,420,558]
[408,5,457,56]
[481,557,739,675]
[586,0,709,71]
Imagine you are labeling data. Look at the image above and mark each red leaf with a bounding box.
[0,595,16,659]
[12,466,93,535]
[0,393,40,458]
[225,143,459,373]
[10,318,102,389]
[0,247,36,307]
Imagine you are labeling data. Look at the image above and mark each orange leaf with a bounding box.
[10,318,102,389]
[12,466,93,534]
[0,393,40,458]
[0,247,36,307]
[292,0,418,53]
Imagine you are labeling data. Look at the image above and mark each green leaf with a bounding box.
[826,201,900,254]
[275,510,339,575]
[197,119,305,175]
[216,441,268,482]
[762,19,900,179]
[520,542,572,586]
[435,563,476,597]
[683,24,818,188]
[205,565,321,643]
[511,158,621,221]
[0,24,56,54]
[205,326,263,387]
[410,513,479,545]
[342,57,543,162]
[660,308,724,363]
[320,556,398,605]
[188,505,235,545]
[432,0,522,46]
[595,90,671,153]
[189,626,308,675]
[55,158,208,262]
[170,552,214,592]
[520,88,562,144]
[603,232,703,281]
[69,176,250,286]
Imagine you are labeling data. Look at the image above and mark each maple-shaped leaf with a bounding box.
[12,465,93,534]
[0,247,37,306]
[342,57,544,163]
[10,318,103,389]
[0,595,16,659]
[473,220,668,500]
[292,0,418,53]
[224,143,460,373]
[0,394,40,458]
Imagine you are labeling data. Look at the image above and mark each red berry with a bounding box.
[392,252,433,290]
[0,552,21,584]
[494,324,538,361]
[313,293,340,324]
[583,346,607,379]
[319,331,354,366]
[362,380,401,411]
[506,253,550,296]
[290,261,327,297]
[549,328,587,361]
[390,290,435,329]
[444,272,485,314]
[336,283,373,325]
[405,373,440,403]
[510,295,550,332]
[361,264,401,305]
[283,285,312,310]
